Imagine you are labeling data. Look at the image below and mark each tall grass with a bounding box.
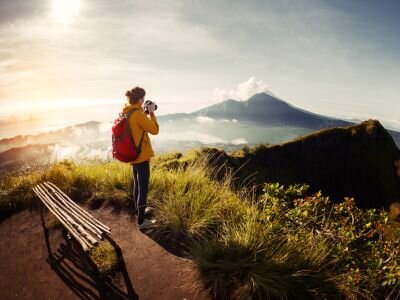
[190,211,345,299]
[0,170,44,220]
[0,159,132,220]
[43,159,132,198]
[147,153,368,298]
[148,153,251,245]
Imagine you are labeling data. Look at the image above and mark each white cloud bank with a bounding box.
[196,116,215,123]
[194,116,240,124]
[211,77,270,102]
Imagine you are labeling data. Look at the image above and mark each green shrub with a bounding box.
[259,183,400,299]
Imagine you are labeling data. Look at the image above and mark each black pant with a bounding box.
[132,160,150,223]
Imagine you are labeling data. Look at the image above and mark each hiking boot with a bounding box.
[132,206,153,217]
[145,206,154,216]
[138,219,157,230]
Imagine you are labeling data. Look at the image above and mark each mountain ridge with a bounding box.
[158,92,352,127]
[157,92,400,146]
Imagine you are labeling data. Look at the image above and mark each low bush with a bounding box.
[258,183,399,299]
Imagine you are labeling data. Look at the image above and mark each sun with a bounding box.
[51,0,81,25]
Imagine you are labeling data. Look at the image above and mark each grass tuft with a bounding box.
[190,211,340,299]
[148,153,250,246]
[88,240,118,275]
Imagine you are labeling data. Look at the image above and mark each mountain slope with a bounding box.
[228,120,400,208]
[158,92,400,146]
[0,121,102,153]
[158,92,352,129]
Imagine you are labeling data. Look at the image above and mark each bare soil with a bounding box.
[0,206,209,300]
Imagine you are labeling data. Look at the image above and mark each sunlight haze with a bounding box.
[1,0,399,129]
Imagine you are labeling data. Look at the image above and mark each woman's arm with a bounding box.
[138,112,159,135]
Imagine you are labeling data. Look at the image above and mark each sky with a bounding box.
[0,0,399,130]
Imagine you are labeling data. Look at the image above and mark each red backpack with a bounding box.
[112,109,145,162]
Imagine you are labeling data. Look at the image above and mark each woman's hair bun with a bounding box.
[125,86,146,104]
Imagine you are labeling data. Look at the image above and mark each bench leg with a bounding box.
[38,201,56,266]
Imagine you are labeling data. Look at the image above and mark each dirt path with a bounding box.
[0,207,209,300]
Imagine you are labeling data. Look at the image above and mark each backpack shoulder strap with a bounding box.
[137,130,145,153]
[124,109,145,153]
[125,108,139,119]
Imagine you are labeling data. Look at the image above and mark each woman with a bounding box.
[123,86,159,230]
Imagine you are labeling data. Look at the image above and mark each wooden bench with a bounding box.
[33,181,111,252]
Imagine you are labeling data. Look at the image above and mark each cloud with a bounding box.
[0,0,47,25]
[153,130,226,144]
[387,119,400,130]
[0,0,223,107]
[196,116,215,123]
[49,143,110,162]
[231,138,247,144]
[1,0,399,127]
[211,76,270,102]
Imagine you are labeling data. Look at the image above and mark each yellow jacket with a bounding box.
[122,102,159,164]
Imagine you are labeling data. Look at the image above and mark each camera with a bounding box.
[143,100,158,114]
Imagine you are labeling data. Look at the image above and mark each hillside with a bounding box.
[161,120,400,209]
[2,119,398,210]
[0,144,54,170]
[2,142,400,299]
[232,120,400,208]
[0,121,102,153]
